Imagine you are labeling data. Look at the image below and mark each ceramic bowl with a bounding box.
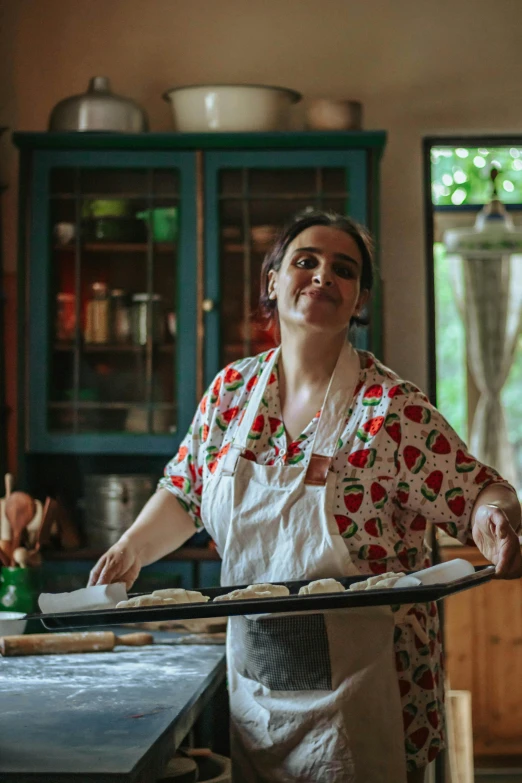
[163,84,302,132]
[0,611,27,636]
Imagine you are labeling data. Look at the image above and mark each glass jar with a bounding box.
[56,292,76,341]
[110,289,131,343]
[0,566,39,614]
[131,293,164,345]
[85,282,109,343]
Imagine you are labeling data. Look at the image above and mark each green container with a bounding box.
[82,199,131,218]
[0,566,40,614]
[136,207,178,242]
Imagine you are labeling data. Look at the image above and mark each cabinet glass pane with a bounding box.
[218,166,349,365]
[48,167,178,436]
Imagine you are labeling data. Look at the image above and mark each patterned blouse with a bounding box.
[159,348,511,770]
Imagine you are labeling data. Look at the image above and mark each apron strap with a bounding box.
[309,341,360,458]
[221,348,281,476]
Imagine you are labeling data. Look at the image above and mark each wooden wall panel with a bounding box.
[443,547,522,756]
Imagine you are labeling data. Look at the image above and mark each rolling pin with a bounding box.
[0,631,153,657]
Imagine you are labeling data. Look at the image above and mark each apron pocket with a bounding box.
[235,613,332,691]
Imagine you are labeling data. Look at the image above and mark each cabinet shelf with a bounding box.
[48,402,176,410]
[54,342,175,353]
[54,242,176,254]
[43,546,221,562]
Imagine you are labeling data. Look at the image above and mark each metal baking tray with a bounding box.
[34,566,496,631]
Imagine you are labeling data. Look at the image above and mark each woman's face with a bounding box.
[268,225,369,336]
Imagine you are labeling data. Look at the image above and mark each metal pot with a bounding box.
[82,474,155,546]
[49,76,149,133]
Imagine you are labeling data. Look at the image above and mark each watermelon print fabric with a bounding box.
[160,348,513,770]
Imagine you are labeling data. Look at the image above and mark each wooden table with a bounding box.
[0,629,226,782]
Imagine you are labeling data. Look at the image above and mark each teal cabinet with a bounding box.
[25,149,197,455]
[14,132,386,463]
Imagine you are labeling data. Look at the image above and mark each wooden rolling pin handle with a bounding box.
[0,631,115,656]
[0,630,153,656]
[114,633,153,647]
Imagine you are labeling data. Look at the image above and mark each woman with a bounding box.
[89,210,522,783]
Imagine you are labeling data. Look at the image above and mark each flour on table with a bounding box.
[214,583,290,602]
[298,578,345,595]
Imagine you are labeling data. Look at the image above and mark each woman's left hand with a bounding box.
[472,504,522,579]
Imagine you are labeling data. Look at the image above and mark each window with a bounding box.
[428,141,522,498]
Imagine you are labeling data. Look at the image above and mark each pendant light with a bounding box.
[444,168,522,256]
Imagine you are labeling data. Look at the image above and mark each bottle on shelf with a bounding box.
[55,292,76,341]
[85,282,109,343]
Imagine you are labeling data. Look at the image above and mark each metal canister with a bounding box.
[82,474,155,547]
[131,293,164,345]
[110,289,131,343]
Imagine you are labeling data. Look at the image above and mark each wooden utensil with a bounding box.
[0,473,13,541]
[12,547,30,568]
[24,499,43,550]
[0,545,10,567]
[0,631,153,657]
[5,492,36,558]
[0,539,12,564]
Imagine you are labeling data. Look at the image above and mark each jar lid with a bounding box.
[132,293,162,302]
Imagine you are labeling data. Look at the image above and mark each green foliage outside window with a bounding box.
[431,146,522,206]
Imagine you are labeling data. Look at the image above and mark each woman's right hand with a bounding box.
[88,536,142,589]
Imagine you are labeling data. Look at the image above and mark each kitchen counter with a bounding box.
[0,629,226,782]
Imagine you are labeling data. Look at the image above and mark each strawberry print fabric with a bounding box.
[160,348,512,770]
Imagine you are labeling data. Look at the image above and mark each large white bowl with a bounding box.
[0,611,27,636]
[163,84,302,132]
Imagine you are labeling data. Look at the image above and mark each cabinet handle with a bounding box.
[202,299,215,312]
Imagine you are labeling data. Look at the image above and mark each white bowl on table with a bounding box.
[0,611,27,636]
[163,84,302,132]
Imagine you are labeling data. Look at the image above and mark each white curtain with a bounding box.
[448,253,522,486]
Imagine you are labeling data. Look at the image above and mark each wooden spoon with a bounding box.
[5,492,36,563]
[0,544,10,567]
[0,473,13,540]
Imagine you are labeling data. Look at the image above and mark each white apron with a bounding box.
[201,343,407,783]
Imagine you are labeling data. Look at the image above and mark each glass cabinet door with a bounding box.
[204,150,369,384]
[28,151,197,454]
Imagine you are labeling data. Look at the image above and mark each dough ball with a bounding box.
[298,578,345,595]
[116,595,163,608]
[152,588,210,604]
[347,580,367,592]
[348,572,405,592]
[214,583,290,602]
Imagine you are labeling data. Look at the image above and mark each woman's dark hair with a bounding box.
[258,209,374,334]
